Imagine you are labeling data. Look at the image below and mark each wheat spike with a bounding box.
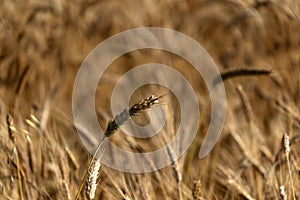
[213,67,272,86]
[193,179,204,200]
[279,185,287,200]
[85,159,102,200]
[281,133,296,200]
[76,94,162,199]
[105,95,161,137]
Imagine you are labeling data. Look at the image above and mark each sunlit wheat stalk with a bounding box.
[218,164,255,200]
[76,95,162,200]
[275,100,300,125]
[6,114,23,200]
[281,133,296,200]
[236,85,254,124]
[166,143,182,200]
[279,185,287,200]
[85,159,101,200]
[193,179,204,200]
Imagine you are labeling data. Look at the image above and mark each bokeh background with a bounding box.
[0,0,300,199]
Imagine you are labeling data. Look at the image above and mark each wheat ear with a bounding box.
[279,185,287,200]
[85,159,102,200]
[105,95,161,137]
[213,68,272,86]
[281,133,296,200]
[6,114,23,200]
[76,94,162,199]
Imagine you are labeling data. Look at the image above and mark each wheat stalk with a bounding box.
[85,159,102,200]
[193,179,204,200]
[166,143,182,200]
[76,94,163,200]
[213,68,272,86]
[236,85,254,124]
[281,133,296,200]
[6,114,23,200]
[279,185,287,200]
[105,95,161,137]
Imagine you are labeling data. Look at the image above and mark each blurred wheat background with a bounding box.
[0,0,300,199]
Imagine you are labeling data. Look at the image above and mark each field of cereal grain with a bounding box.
[0,0,300,199]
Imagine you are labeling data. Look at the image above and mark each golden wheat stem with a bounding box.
[193,179,204,200]
[236,85,254,124]
[75,137,105,200]
[85,159,101,200]
[282,133,296,200]
[279,185,287,200]
[16,147,23,200]
[166,143,182,200]
[75,94,162,199]
[7,114,23,200]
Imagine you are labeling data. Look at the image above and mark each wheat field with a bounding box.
[0,0,300,199]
